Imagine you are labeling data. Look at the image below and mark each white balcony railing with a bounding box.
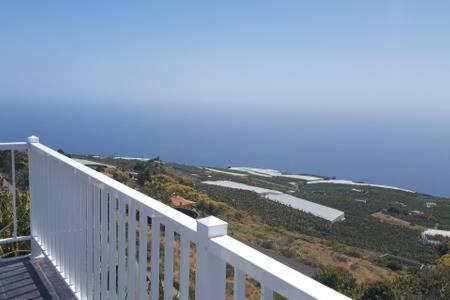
[0,136,349,300]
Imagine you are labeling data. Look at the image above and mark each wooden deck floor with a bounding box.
[0,256,75,300]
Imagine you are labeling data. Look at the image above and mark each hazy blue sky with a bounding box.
[1,1,450,115]
[1,2,450,196]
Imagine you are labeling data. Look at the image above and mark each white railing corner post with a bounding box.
[27,135,40,144]
[195,216,228,300]
[30,238,42,259]
[27,135,41,258]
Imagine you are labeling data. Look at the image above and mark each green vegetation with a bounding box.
[0,191,30,258]
[378,256,403,271]
[198,184,439,263]
[166,162,450,299]
[198,184,329,232]
[0,150,29,190]
[314,265,450,299]
[314,266,358,297]
[0,150,30,258]
[2,150,449,299]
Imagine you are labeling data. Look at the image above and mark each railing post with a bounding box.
[196,216,228,300]
[11,149,17,238]
[27,135,41,258]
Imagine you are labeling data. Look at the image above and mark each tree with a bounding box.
[392,266,450,299]
[437,254,450,267]
[361,282,395,300]
[133,162,145,172]
[113,168,130,184]
[435,241,449,256]
[57,148,71,158]
[313,266,357,296]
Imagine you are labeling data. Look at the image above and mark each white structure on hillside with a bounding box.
[202,180,345,223]
[421,229,450,245]
[73,158,113,171]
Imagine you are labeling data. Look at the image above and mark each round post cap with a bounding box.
[27,136,40,143]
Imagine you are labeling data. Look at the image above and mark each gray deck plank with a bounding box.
[0,256,75,300]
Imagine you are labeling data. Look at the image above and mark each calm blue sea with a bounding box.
[1,99,449,197]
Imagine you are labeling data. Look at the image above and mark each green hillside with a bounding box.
[23,153,449,299]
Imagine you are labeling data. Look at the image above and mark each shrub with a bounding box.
[435,241,449,256]
[378,256,403,271]
[361,281,395,300]
[261,240,275,250]
[437,254,450,267]
[280,246,296,258]
[314,266,357,296]
[392,266,450,299]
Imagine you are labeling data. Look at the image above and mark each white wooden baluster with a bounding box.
[87,184,94,300]
[164,224,174,300]
[80,177,88,299]
[101,190,109,298]
[75,174,82,294]
[57,162,62,276]
[49,158,55,265]
[234,269,246,300]
[40,150,45,251]
[31,148,41,250]
[72,170,78,288]
[72,172,78,291]
[43,155,48,253]
[49,159,59,270]
[196,217,228,300]
[66,165,72,284]
[54,162,61,270]
[63,163,69,278]
[128,201,137,300]
[48,157,52,258]
[43,155,49,256]
[138,206,148,300]
[93,186,101,300]
[179,235,190,300]
[109,194,117,300]
[117,196,127,300]
[150,217,160,300]
[69,165,76,286]
[261,285,273,300]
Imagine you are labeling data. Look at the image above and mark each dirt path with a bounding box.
[372,211,427,231]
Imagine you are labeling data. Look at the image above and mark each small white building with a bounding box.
[410,210,424,216]
[425,202,437,208]
[421,229,450,245]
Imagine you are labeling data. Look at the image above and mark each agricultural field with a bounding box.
[4,151,449,299]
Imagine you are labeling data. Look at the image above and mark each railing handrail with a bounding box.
[30,142,199,239]
[0,142,28,151]
[210,235,349,300]
[1,137,350,300]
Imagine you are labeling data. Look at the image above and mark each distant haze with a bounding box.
[0,2,449,196]
[1,100,449,197]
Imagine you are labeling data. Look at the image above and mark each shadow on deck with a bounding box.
[0,256,76,300]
